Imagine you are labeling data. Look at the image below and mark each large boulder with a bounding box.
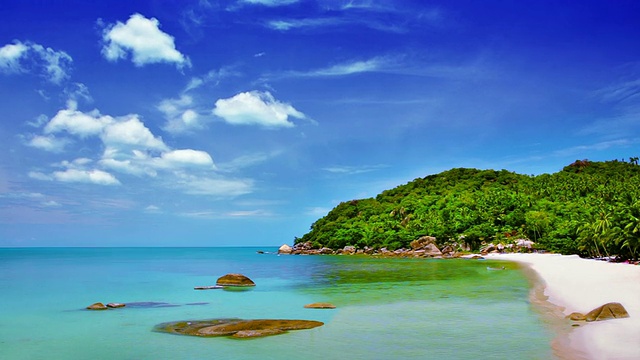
[423,243,442,257]
[410,236,437,250]
[278,244,292,254]
[342,246,356,255]
[155,318,324,338]
[567,302,630,322]
[585,302,630,322]
[216,273,256,287]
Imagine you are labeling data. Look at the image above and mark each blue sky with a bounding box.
[1,0,639,247]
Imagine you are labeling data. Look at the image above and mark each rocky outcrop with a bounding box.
[86,302,108,310]
[154,318,324,338]
[567,302,630,322]
[106,303,125,308]
[278,244,292,254]
[410,236,436,250]
[304,302,336,309]
[216,273,256,287]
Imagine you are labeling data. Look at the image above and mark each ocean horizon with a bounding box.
[0,247,556,359]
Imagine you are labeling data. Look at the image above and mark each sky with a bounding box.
[1,0,640,247]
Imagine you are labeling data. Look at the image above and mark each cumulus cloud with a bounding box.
[53,168,121,186]
[28,101,251,197]
[101,13,190,68]
[44,107,114,138]
[26,135,69,153]
[0,41,72,84]
[100,116,167,151]
[213,91,305,128]
[29,157,121,186]
[159,149,214,167]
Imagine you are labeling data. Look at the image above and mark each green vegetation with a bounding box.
[296,159,640,260]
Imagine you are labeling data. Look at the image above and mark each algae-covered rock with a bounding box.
[216,273,256,287]
[154,318,323,339]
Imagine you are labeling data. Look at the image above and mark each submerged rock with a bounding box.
[155,318,323,338]
[86,302,108,310]
[304,302,336,309]
[216,273,256,287]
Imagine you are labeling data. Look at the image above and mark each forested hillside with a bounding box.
[296,159,640,260]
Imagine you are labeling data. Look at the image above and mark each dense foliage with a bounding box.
[296,159,640,260]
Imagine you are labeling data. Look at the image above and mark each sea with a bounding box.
[0,247,558,359]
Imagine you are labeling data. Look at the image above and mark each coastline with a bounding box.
[487,253,640,360]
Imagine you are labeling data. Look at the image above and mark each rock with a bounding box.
[423,243,442,256]
[410,236,437,250]
[567,312,586,321]
[86,302,108,310]
[194,285,224,290]
[319,247,335,255]
[106,303,125,308]
[304,302,336,309]
[515,239,535,251]
[278,244,292,254]
[216,273,256,287]
[342,246,356,255]
[480,243,496,254]
[441,245,454,255]
[154,318,324,339]
[585,302,630,322]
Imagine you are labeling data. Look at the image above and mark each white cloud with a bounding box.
[213,90,305,128]
[159,149,214,167]
[0,42,28,73]
[0,41,72,84]
[53,168,121,186]
[145,205,161,213]
[26,135,69,153]
[101,13,190,68]
[44,107,113,138]
[101,116,168,151]
[31,44,73,84]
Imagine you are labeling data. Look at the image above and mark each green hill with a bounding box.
[296,159,640,260]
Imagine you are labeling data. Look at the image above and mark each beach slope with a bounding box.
[489,253,640,360]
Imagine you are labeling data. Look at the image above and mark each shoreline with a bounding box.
[487,253,640,360]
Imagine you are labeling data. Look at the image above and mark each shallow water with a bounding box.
[0,248,556,359]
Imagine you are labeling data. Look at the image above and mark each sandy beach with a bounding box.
[488,253,640,360]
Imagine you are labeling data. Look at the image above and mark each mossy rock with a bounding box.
[154,318,323,339]
[216,273,256,287]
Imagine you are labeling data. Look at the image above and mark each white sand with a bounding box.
[487,253,640,360]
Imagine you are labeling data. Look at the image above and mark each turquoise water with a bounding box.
[0,248,556,359]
